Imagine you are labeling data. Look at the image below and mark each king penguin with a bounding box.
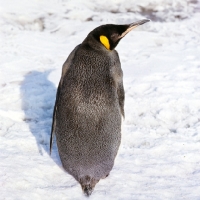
[50,19,150,196]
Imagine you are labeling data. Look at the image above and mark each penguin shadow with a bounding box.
[20,70,61,166]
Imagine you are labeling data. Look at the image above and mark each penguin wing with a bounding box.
[50,45,80,155]
[117,82,125,118]
[112,50,125,118]
[50,82,60,155]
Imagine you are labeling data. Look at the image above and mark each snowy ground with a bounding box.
[1,0,200,199]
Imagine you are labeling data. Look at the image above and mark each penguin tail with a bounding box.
[82,184,93,196]
[79,176,99,196]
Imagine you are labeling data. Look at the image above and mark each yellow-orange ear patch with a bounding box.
[100,35,110,50]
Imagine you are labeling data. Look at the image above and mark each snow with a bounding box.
[1,0,200,199]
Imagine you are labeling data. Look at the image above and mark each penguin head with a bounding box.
[86,19,150,51]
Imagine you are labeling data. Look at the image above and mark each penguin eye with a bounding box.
[111,33,119,38]
[99,35,110,50]
[111,33,119,42]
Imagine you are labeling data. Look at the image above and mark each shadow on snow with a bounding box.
[20,70,61,166]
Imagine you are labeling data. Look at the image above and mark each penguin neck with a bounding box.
[82,35,111,52]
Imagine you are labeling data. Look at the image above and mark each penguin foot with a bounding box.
[102,174,109,179]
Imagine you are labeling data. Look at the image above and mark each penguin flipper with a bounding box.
[50,82,61,155]
[50,45,80,155]
[50,106,56,155]
[112,50,125,118]
[117,82,125,118]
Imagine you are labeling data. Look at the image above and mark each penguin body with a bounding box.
[50,19,150,196]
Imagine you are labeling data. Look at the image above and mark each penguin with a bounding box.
[50,19,150,196]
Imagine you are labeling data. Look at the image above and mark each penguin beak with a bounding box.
[119,19,150,38]
[129,19,151,28]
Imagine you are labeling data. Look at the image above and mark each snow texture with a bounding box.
[1,0,200,199]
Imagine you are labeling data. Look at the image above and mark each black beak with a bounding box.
[129,19,150,28]
[119,19,150,39]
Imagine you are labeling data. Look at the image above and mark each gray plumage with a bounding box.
[50,19,150,196]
